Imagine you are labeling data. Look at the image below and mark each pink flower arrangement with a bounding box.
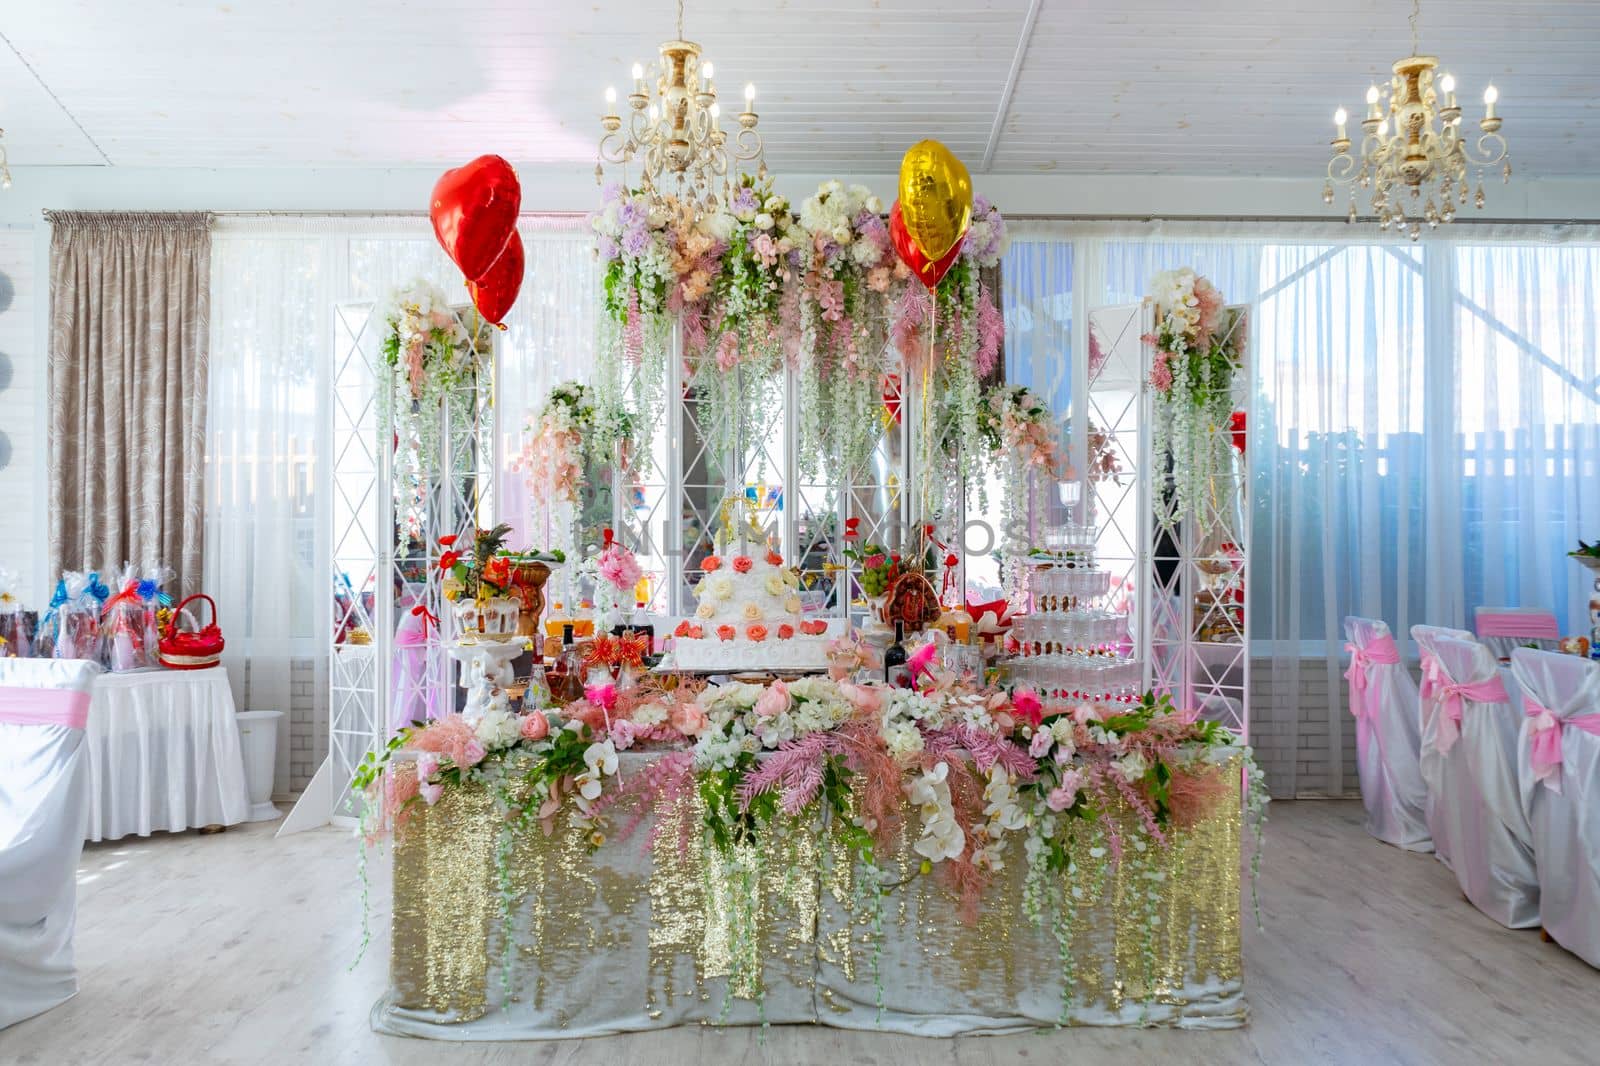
[596,542,644,594]
[519,712,549,742]
[410,715,486,770]
[1149,348,1174,393]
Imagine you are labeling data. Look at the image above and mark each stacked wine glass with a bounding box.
[1002,525,1141,703]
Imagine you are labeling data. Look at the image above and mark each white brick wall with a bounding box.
[289,657,324,792]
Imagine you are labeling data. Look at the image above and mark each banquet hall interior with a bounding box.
[1,1,1597,1064]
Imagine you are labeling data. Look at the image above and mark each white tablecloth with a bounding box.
[83,667,251,843]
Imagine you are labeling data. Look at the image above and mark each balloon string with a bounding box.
[922,287,936,518]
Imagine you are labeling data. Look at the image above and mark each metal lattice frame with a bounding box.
[325,300,497,822]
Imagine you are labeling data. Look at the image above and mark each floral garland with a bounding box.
[588,180,1008,499]
[795,181,903,482]
[1145,269,1245,531]
[378,281,480,548]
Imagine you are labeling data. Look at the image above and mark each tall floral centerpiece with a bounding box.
[378,281,482,548]
[1145,269,1245,531]
[509,381,632,557]
[976,385,1068,598]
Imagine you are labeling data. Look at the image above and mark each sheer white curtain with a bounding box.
[206,233,326,794]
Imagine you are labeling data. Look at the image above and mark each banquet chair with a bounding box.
[1410,624,1475,868]
[1342,617,1430,851]
[0,658,102,1029]
[1474,606,1561,661]
[1419,634,1539,928]
[1510,649,1600,967]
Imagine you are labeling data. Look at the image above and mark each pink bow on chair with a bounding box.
[1344,635,1401,722]
[1432,672,1509,755]
[1524,694,1600,794]
[1418,652,1444,702]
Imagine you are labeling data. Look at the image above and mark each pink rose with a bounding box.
[519,712,549,741]
[840,682,883,715]
[755,680,791,719]
[610,719,638,751]
[1070,702,1102,726]
[461,739,487,767]
[1029,730,1053,758]
[671,703,709,737]
[1046,769,1085,811]
[732,555,754,574]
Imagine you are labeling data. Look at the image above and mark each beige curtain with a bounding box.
[46,211,214,595]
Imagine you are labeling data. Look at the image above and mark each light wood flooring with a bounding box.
[1,800,1593,1065]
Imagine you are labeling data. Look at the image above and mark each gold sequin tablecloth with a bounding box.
[372,752,1245,1039]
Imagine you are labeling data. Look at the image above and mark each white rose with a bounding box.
[865,195,883,214]
[831,224,852,245]
[754,212,774,231]
[822,179,843,197]
[711,576,734,599]
[763,195,785,212]
[647,206,669,228]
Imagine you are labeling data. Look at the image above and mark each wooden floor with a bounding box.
[1,800,1594,1065]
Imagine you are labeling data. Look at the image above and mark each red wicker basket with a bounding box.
[159,593,225,670]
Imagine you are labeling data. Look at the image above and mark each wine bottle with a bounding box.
[884,621,909,688]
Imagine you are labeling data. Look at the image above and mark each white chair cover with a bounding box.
[1343,617,1430,851]
[1474,605,1562,661]
[1411,624,1474,869]
[1510,649,1600,967]
[0,658,100,1029]
[1420,635,1538,929]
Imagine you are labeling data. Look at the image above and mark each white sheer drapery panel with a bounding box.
[205,235,325,795]
[1453,245,1600,633]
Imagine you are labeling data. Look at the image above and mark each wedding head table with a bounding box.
[364,679,1259,1040]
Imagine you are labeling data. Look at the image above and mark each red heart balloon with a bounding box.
[890,199,965,290]
[430,155,522,282]
[467,229,523,326]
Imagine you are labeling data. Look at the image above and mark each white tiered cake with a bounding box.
[668,548,839,673]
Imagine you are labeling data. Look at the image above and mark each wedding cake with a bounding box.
[667,548,839,672]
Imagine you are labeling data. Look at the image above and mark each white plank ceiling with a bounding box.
[0,0,1596,177]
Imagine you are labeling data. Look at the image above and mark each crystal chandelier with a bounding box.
[596,0,766,217]
[1324,0,1509,240]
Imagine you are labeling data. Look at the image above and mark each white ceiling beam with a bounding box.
[980,0,1043,173]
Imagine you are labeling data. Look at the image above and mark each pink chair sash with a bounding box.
[1524,694,1600,794]
[1344,634,1401,721]
[1476,610,1559,640]
[0,685,91,729]
[1433,672,1510,756]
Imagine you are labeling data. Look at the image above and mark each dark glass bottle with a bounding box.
[884,621,908,687]
[550,623,585,704]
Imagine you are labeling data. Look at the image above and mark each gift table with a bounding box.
[372,750,1246,1039]
[83,666,251,842]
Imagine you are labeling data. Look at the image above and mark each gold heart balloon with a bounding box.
[897,140,973,263]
